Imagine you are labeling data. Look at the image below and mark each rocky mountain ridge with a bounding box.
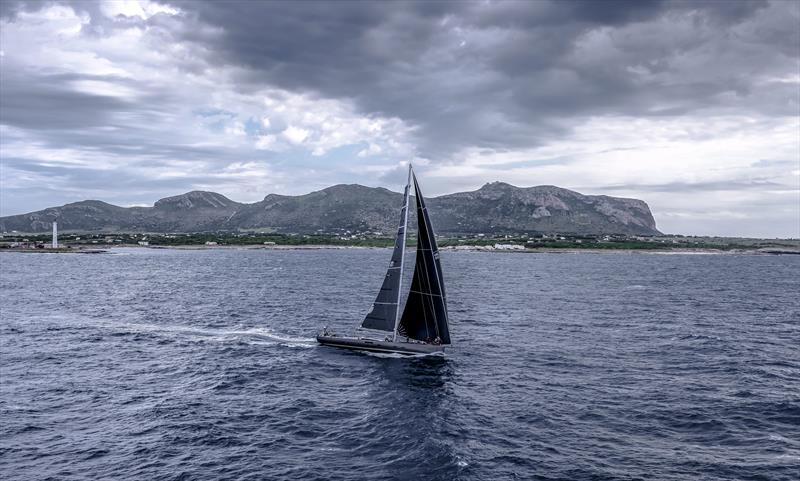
[0,183,661,235]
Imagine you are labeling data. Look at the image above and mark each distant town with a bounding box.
[2,224,798,254]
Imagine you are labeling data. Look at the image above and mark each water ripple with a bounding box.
[1,249,798,480]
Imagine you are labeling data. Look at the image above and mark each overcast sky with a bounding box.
[1,0,798,237]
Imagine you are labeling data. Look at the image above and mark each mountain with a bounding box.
[428,182,658,235]
[0,183,661,235]
[0,191,242,234]
[229,184,402,233]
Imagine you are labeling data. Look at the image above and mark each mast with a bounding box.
[392,164,412,341]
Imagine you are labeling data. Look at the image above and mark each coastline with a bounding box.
[450,247,800,255]
[2,244,798,255]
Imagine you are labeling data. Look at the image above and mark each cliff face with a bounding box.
[0,183,661,235]
[428,183,659,235]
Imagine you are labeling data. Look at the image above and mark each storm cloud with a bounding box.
[1,0,798,237]
[163,0,796,155]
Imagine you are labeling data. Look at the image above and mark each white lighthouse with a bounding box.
[52,221,58,248]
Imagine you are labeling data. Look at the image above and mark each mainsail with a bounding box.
[360,169,411,332]
[397,172,451,344]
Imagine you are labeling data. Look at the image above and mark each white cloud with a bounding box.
[224,121,247,137]
[254,135,281,151]
[358,143,383,158]
[282,125,310,144]
[71,79,137,98]
[249,90,415,156]
[100,0,179,20]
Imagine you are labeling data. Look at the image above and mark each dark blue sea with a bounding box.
[1,248,798,480]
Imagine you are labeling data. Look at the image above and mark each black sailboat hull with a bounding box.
[316,335,445,355]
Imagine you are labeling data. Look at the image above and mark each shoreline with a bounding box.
[450,247,800,255]
[2,244,798,255]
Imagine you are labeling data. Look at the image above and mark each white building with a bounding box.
[493,243,525,250]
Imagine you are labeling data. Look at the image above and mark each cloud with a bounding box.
[0,1,416,209]
[282,126,309,145]
[158,0,796,158]
[0,0,798,237]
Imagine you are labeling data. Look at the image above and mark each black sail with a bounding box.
[360,180,410,332]
[398,173,451,344]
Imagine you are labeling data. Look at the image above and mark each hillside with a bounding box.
[0,183,661,235]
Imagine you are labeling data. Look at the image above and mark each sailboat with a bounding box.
[317,165,451,355]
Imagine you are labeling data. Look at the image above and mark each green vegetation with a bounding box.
[2,231,798,252]
[154,233,396,247]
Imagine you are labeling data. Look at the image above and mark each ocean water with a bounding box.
[0,248,798,481]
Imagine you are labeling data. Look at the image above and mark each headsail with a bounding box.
[360,169,411,332]
[397,172,451,344]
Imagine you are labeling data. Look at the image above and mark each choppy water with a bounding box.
[1,248,798,480]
